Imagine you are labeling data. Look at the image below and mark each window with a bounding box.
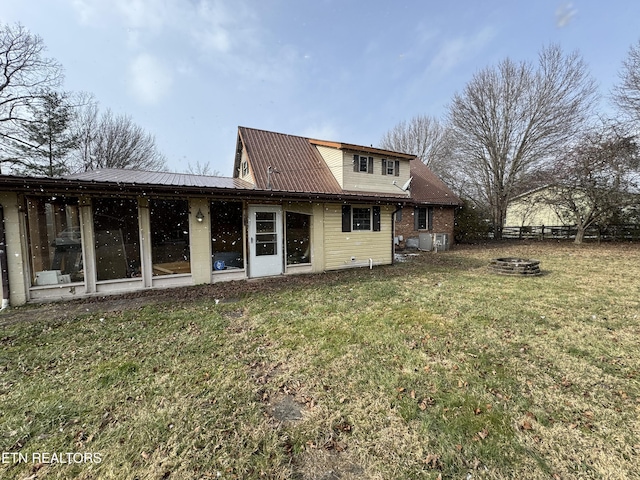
[26,196,83,286]
[386,160,395,175]
[211,201,244,270]
[150,199,190,275]
[286,212,310,265]
[382,159,400,176]
[255,211,277,256]
[93,198,141,281]
[352,207,371,230]
[241,160,249,177]
[353,154,374,174]
[414,206,434,230]
[342,205,381,232]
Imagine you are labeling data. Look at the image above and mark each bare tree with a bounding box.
[185,160,221,176]
[613,39,640,125]
[448,44,598,238]
[0,23,63,172]
[541,123,639,244]
[73,108,167,171]
[379,115,448,167]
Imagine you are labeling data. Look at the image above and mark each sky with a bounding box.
[3,1,640,176]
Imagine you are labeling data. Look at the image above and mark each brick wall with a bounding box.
[395,206,455,249]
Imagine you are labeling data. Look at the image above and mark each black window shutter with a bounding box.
[414,207,420,231]
[353,154,359,172]
[342,205,352,232]
[381,159,387,175]
[368,157,374,174]
[428,207,434,230]
[396,208,402,222]
[373,206,381,231]
[394,160,400,177]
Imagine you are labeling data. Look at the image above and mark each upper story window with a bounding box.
[382,159,400,176]
[353,154,373,174]
[241,160,249,177]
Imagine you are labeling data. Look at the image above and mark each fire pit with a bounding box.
[488,257,541,276]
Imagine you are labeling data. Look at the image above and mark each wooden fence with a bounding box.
[501,224,640,241]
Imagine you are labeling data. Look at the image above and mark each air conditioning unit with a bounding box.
[418,233,433,251]
[434,233,450,251]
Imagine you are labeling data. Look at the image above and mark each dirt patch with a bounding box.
[268,393,304,423]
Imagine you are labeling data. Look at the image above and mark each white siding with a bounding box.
[342,152,412,195]
[315,145,344,186]
[239,148,255,185]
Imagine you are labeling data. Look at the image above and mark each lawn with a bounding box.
[1,242,639,479]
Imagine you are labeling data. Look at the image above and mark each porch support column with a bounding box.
[138,197,153,288]
[0,192,28,305]
[189,198,212,284]
[311,203,325,273]
[79,196,96,294]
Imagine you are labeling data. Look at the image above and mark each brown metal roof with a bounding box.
[238,127,343,194]
[65,169,254,190]
[410,160,461,206]
[0,128,459,206]
[238,126,459,205]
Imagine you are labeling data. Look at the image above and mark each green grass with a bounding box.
[1,242,639,479]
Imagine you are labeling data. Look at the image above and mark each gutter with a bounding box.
[0,205,10,311]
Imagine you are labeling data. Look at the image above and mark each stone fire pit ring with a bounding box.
[488,257,542,276]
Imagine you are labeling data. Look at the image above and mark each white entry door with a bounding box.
[248,205,283,278]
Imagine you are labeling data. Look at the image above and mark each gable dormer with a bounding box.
[310,139,414,195]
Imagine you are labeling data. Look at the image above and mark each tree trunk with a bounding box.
[574,226,586,244]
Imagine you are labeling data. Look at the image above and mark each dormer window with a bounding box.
[382,159,400,177]
[241,160,249,177]
[354,154,373,174]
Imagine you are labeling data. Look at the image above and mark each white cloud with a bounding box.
[556,3,578,28]
[428,26,496,74]
[128,54,173,105]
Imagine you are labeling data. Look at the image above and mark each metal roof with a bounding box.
[409,160,461,206]
[238,126,460,205]
[64,169,254,190]
[0,127,460,206]
[238,127,343,194]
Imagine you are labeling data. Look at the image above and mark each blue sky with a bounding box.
[3,1,640,175]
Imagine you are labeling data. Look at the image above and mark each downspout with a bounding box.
[391,204,403,265]
[0,205,10,311]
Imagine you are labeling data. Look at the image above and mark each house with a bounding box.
[0,127,460,306]
[504,186,567,227]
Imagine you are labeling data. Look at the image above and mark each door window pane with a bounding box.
[93,198,141,281]
[256,237,276,256]
[211,201,244,270]
[255,212,277,257]
[150,199,190,275]
[26,196,83,286]
[286,212,310,265]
